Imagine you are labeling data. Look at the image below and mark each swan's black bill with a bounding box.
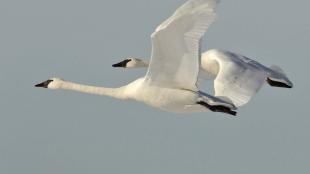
[112,59,131,68]
[35,80,53,88]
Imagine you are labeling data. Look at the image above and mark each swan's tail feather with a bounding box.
[267,65,293,88]
[270,65,285,74]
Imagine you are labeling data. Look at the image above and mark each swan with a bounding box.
[35,0,238,116]
[112,49,293,106]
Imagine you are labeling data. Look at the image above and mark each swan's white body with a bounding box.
[113,49,293,107]
[49,77,234,113]
[36,0,292,115]
[36,0,238,115]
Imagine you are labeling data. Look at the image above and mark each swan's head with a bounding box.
[35,78,63,89]
[112,58,148,68]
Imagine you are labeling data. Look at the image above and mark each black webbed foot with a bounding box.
[197,101,237,116]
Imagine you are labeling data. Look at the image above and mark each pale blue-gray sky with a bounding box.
[0,0,309,174]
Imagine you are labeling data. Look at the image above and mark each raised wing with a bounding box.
[145,0,219,91]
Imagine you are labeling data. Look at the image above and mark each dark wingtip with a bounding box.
[35,80,53,88]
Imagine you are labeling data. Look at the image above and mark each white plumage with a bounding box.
[146,0,218,91]
[36,0,292,116]
[113,49,293,107]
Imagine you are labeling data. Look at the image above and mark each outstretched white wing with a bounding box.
[145,0,219,91]
[209,50,268,107]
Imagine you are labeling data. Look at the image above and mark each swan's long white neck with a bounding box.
[59,81,127,100]
[130,56,219,77]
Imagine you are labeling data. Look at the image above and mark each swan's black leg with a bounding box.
[266,77,292,88]
[197,101,237,116]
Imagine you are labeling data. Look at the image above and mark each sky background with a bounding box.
[0,0,309,173]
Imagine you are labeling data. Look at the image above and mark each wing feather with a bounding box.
[145,0,219,90]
